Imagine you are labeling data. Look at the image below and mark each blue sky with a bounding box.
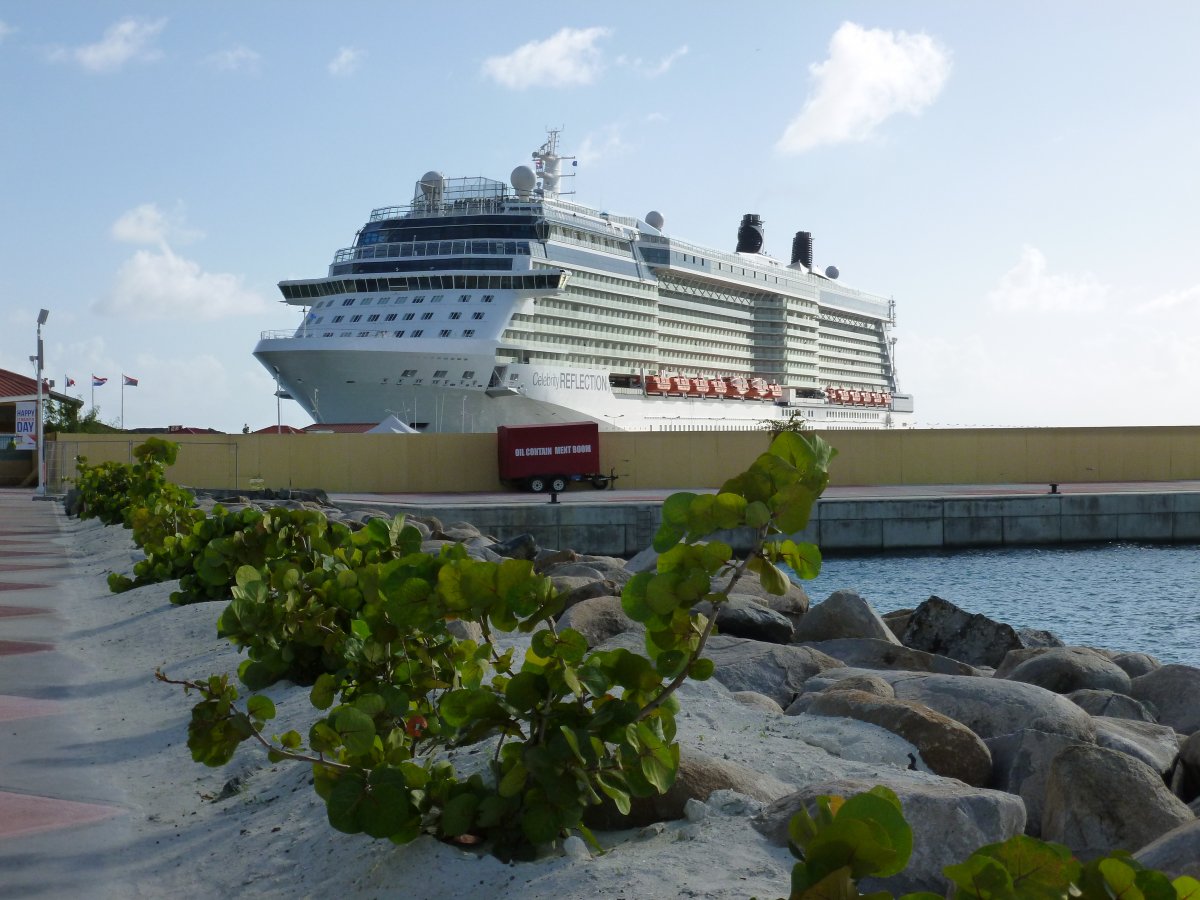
[3,2,1199,431]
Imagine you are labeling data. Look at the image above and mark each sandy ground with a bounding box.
[36,514,947,900]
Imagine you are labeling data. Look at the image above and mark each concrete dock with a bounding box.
[332,481,1200,557]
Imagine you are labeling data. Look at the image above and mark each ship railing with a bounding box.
[639,233,891,312]
[334,239,532,264]
[369,196,512,222]
[543,199,640,229]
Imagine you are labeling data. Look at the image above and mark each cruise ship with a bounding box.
[254,132,913,433]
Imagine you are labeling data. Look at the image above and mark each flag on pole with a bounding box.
[92,375,107,387]
[66,376,76,387]
[123,375,138,387]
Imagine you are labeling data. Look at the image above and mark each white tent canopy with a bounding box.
[366,414,418,434]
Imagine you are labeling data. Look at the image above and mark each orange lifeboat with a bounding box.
[705,378,723,398]
[745,377,767,400]
[686,377,705,397]
[645,376,668,395]
[667,376,689,395]
[724,376,747,399]
[764,382,783,401]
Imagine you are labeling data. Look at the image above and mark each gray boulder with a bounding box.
[1171,730,1200,802]
[1041,744,1194,860]
[986,729,1091,837]
[434,521,485,542]
[701,634,844,708]
[1093,716,1180,778]
[754,775,1025,896]
[811,673,896,700]
[586,746,794,830]
[797,689,993,786]
[1066,688,1158,723]
[882,608,912,641]
[891,673,1097,742]
[486,532,538,560]
[557,595,641,648]
[1109,651,1162,679]
[1135,819,1200,879]
[730,691,784,715]
[1131,664,1200,735]
[534,547,577,572]
[1000,647,1132,695]
[793,590,899,645]
[700,596,794,644]
[800,637,979,676]
[721,569,811,618]
[901,596,1061,668]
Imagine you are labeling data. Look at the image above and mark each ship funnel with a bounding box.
[791,231,813,270]
[736,214,764,254]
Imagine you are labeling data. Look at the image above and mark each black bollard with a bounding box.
[549,490,559,505]
[1049,483,1059,494]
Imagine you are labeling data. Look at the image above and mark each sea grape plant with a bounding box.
[145,431,836,858]
[771,786,1200,899]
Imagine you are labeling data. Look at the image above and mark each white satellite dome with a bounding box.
[419,171,445,201]
[645,210,665,230]
[511,165,536,197]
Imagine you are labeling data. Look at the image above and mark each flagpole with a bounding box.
[121,379,125,430]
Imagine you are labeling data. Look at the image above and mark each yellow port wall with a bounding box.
[47,427,1200,493]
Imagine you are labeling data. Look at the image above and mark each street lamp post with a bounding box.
[34,308,49,497]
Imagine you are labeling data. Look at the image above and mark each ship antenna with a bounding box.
[532,126,575,199]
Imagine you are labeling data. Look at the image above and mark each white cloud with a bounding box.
[98,246,271,320]
[328,46,365,76]
[49,17,166,73]
[482,26,610,90]
[987,246,1109,314]
[206,45,261,73]
[110,202,203,246]
[616,44,688,77]
[1134,283,1200,315]
[0,20,16,43]
[777,22,950,154]
[575,125,629,166]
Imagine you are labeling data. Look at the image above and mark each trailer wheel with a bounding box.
[550,476,568,493]
[591,476,609,490]
[527,476,547,492]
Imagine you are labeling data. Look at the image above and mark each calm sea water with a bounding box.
[797,543,1200,668]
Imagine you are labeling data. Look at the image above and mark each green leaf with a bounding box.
[441,792,480,837]
[498,762,528,798]
[325,770,367,834]
[246,695,276,723]
[688,657,715,681]
[971,834,1080,898]
[357,766,416,840]
[310,673,339,710]
[745,500,771,528]
[754,557,789,595]
[334,706,377,756]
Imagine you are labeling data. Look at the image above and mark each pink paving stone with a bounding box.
[0,605,47,618]
[0,582,52,592]
[0,791,123,839]
[0,694,64,722]
[0,640,54,655]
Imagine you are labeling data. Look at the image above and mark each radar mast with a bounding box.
[532,128,575,199]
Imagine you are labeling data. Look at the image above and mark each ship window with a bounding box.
[433,369,448,378]
[332,315,344,323]
[394,330,404,337]
[459,294,470,302]
[377,298,389,305]
[323,331,334,337]
[449,312,461,320]
[411,329,423,337]
[432,294,444,303]
[462,329,475,337]
[402,369,417,376]
[403,313,415,320]
[482,294,494,302]
[342,298,355,306]
[413,296,424,304]
[462,370,475,379]
[472,312,484,319]
[351,315,362,322]
[361,298,373,306]
[385,313,397,321]
[439,329,451,337]
[340,331,352,336]
[367,314,379,322]
[421,312,433,320]
[358,331,370,337]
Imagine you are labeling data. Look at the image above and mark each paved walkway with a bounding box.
[0,488,130,899]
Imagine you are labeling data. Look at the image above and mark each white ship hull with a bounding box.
[254,339,910,432]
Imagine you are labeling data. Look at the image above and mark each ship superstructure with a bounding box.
[254,131,913,432]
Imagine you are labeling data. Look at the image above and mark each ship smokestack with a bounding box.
[791,231,813,269]
[736,214,764,254]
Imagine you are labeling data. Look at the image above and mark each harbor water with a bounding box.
[800,542,1200,668]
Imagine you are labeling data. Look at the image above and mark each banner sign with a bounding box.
[14,402,37,449]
